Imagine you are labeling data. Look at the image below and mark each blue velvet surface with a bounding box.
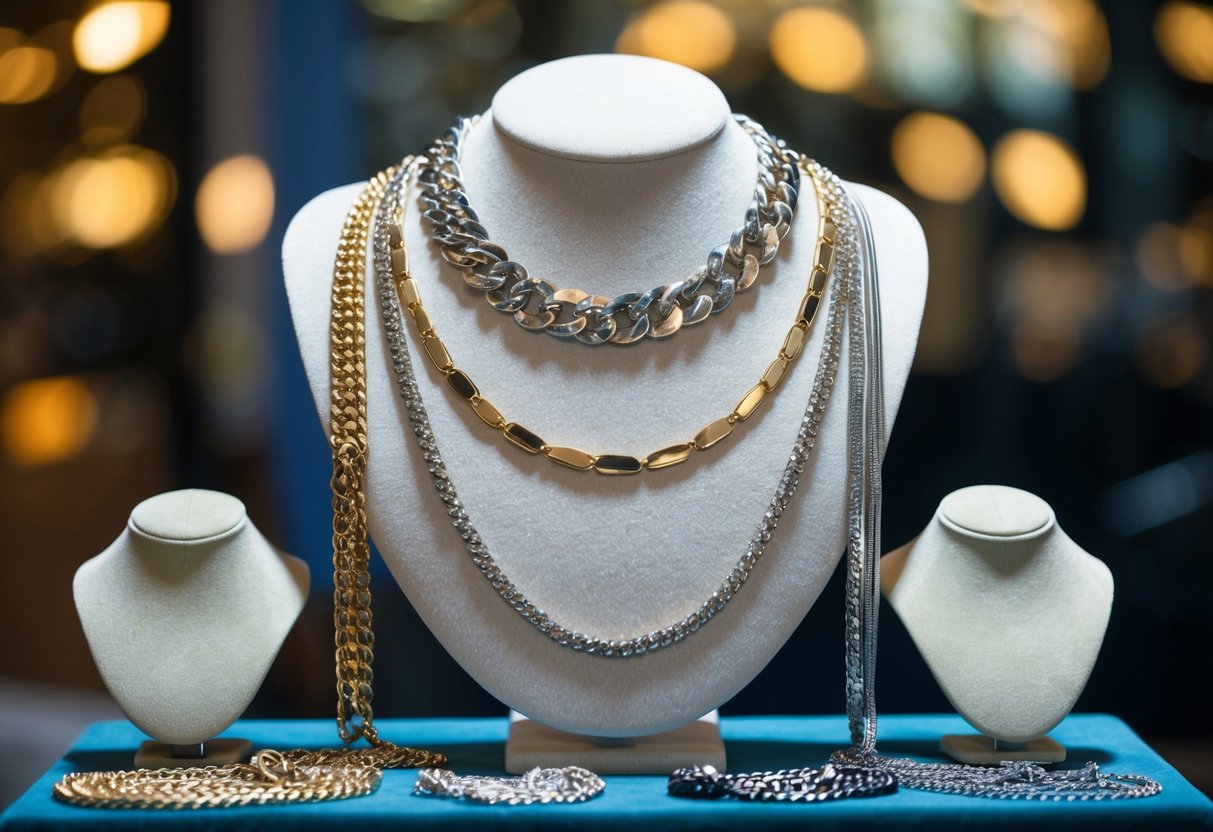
[2,714,1209,831]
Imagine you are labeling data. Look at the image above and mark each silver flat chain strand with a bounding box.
[417,114,800,345]
[829,182,1163,802]
[415,766,604,805]
[668,763,896,802]
[376,157,856,657]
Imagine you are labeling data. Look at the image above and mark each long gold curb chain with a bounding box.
[327,165,446,767]
[53,169,446,811]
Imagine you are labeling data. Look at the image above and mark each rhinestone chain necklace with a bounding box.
[376,157,858,657]
[419,114,800,345]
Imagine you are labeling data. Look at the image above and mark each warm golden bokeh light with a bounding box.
[1137,315,1207,389]
[51,146,175,249]
[73,1,170,74]
[891,112,986,204]
[0,45,58,104]
[615,1,736,74]
[0,174,61,257]
[195,155,276,254]
[1012,319,1083,383]
[770,6,868,94]
[1,376,99,467]
[991,130,1086,231]
[1155,1,1213,84]
[1135,222,1204,290]
[80,74,146,146]
[1181,206,1213,286]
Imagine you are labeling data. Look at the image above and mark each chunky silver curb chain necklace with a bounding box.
[418,114,800,345]
[376,157,857,658]
[668,763,897,802]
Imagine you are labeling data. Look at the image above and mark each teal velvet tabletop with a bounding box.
[2,714,1210,830]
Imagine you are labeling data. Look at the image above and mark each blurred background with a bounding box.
[0,0,1210,808]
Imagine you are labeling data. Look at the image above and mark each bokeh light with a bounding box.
[195,155,276,254]
[770,6,868,94]
[1137,314,1208,389]
[0,376,99,467]
[50,145,176,249]
[79,74,146,146]
[873,8,974,108]
[73,1,170,74]
[1154,1,1213,84]
[991,130,1086,231]
[1021,0,1111,90]
[0,43,58,105]
[615,1,736,75]
[1011,319,1083,383]
[891,112,986,204]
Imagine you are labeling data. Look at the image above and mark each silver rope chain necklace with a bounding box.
[376,156,856,658]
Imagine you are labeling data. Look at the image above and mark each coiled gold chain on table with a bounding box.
[52,751,382,810]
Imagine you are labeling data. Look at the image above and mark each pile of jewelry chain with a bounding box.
[415,766,605,805]
[52,750,381,810]
[668,763,896,803]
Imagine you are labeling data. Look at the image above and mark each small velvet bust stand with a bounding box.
[74,489,309,767]
[882,485,1114,764]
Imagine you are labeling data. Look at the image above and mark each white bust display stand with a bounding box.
[881,485,1114,764]
[74,489,309,767]
[283,54,928,773]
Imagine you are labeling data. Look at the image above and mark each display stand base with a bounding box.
[940,733,1065,764]
[134,738,252,769]
[505,710,725,774]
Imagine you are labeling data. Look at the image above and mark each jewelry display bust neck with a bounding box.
[283,54,929,737]
[74,490,309,745]
[882,485,1113,742]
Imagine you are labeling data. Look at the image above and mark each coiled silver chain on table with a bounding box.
[415,766,604,805]
[667,763,897,802]
[376,158,858,656]
[417,114,800,345]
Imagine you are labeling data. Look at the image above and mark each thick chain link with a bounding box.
[52,750,381,809]
[667,763,897,803]
[328,166,446,767]
[393,157,834,475]
[377,160,856,656]
[419,114,800,345]
[415,766,605,805]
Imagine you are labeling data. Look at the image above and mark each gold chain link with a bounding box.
[328,166,446,767]
[53,750,381,809]
[53,169,446,812]
[390,159,835,475]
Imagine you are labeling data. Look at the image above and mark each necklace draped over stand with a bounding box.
[826,187,1162,802]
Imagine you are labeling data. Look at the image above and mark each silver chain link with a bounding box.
[376,160,859,657]
[418,114,800,344]
[668,763,897,802]
[415,766,605,805]
[835,179,1163,802]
